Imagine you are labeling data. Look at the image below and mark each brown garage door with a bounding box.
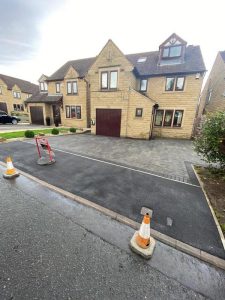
[96,109,121,137]
[30,106,44,125]
[0,102,8,113]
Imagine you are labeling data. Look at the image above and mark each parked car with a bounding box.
[0,110,21,124]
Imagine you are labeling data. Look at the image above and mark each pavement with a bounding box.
[38,134,205,182]
[0,139,224,259]
[0,168,225,299]
[0,124,62,133]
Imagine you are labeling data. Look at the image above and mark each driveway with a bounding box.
[0,140,224,259]
[40,134,205,183]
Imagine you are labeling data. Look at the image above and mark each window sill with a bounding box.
[154,126,183,129]
[99,89,119,92]
[163,90,184,94]
[66,94,78,96]
[66,118,82,121]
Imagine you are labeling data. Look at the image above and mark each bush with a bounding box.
[69,127,76,133]
[51,128,59,135]
[194,111,225,169]
[24,130,35,138]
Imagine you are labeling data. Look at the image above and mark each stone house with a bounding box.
[0,74,38,115]
[26,33,206,139]
[198,51,225,117]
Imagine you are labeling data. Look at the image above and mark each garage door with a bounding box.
[0,102,8,113]
[96,109,121,137]
[30,106,44,125]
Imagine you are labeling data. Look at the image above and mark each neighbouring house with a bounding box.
[198,51,225,117]
[0,74,38,115]
[25,33,206,139]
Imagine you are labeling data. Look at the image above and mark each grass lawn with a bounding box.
[0,128,69,139]
[195,166,225,234]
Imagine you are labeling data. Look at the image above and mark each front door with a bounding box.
[52,105,61,124]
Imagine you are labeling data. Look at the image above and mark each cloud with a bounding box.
[0,0,63,64]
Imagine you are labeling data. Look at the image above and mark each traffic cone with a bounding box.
[130,213,156,259]
[136,213,151,249]
[3,157,19,179]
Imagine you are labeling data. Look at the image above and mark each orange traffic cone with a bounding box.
[136,213,151,249]
[130,213,156,259]
[3,157,19,179]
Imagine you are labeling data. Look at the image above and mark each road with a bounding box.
[0,167,225,299]
[0,140,224,259]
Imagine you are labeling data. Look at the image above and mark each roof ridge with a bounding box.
[0,73,37,85]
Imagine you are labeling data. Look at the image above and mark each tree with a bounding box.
[194,111,225,169]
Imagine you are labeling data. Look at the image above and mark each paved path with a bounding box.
[0,141,224,259]
[0,169,225,299]
[38,135,205,183]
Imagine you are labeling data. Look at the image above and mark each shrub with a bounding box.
[24,130,35,138]
[69,127,76,133]
[52,128,59,135]
[194,111,225,169]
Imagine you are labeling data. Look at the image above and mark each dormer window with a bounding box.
[40,82,48,92]
[13,91,21,98]
[162,45,182,58]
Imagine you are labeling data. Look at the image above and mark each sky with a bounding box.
[0,0,224,85]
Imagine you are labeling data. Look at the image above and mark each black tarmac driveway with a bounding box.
[0,141,224,259]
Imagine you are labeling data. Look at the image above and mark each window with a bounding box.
[56,83,60,93]
[40,82,48,91]
[175,77,185,91]
[154,109,184,127]
[110,71,118,89]
[135,108,143,117]
[162,46,182,58]
[13,104,24,111]
[101,70,118,90]
[165,77,175,91]
[140,79,148,92]
[137,57,147,63]
[163,110,173,126]
[154,110,164,126]
[165,76,185,91]
[13,91,21,98]
[0,87,2,94]
[101,72,108,89]
[65,105,81,119]
[173,110,183,127]
[206,89,212,104]
[67,81,78,94]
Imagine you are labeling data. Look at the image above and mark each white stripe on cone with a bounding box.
[7,161,14,170]
[139,222,150,239]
